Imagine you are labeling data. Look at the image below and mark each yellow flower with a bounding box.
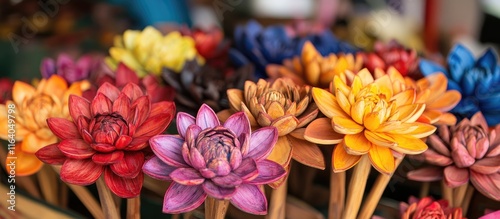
[304,69,436,174]
[0,75,86,175]
[106,26,204,77]
[218,78,322,187]
[267,41,363,88]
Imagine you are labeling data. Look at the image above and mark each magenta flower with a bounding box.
[143,104,286,215]
[41,53,94,84]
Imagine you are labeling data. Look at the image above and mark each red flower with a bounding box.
[361,40,419,77]
[0,78,13,104]
[400,196,464,219]
[36,82,175,198]
[181,27,230,70]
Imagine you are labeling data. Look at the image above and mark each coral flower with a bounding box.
[218,78,322,187]
[304,69,436,174]
[106,26,204,77]
[143,104,286,214]
[35,82,175,198]
[267,41,363,88]
[408,112,500,201]
[400,196,464,219]
[0,75,87,175]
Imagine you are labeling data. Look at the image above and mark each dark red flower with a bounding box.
[36,82,175,198]
[0,78,14,104]
[181,27,230,70]
[361,40,419,77]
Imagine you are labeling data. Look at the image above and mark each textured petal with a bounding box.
[69,95,91,121]
[470,157,500,175]
[35,143,67,165]
[270,115,299,136]
[304,118,344,144]
[332,116,364,135]
[389,134,428,155]
[143,156,176,181]
[130,96,151,126]
[112,93,131,121]
[224,112,251,137]
[249,160,286,184]
[149,135,188,167]
[170,168,205,185]
[42,75,68,98]
[311,87,348,118]
[110,151,144,178]
[12,81,36,105]
[212,173,242,188]
[202,180,237,199]
[121,83,144,101]
[60,159,104,185]
[289,137,325,169]
[196,104,220,129]
[91,93,113,116]
[470,171,500,201]
[105,169,143,198]
[233,158,259,182]
[332,142,361,172]
[427,134,451,156]
[368,145,395,174]
[407,166,444,182]
[344,132,372,155]
[162,183,207,214]
[443,165,469,187]
[58,139,95,159]
[188,147,206,170]
[176,112,195,138]
[420,149,454,166]
[230,184,267,215]
[133,111,173,138]
[96,82,120,101]
[247,127,278,160]
[21,133,58,154]
[266,136,292,168]
[92,150,124,165]
[47,118,80,140]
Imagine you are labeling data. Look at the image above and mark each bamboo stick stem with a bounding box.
[96,177,120,219]
[452,183,468,208]
[461,185,474,216]
[328,171,345,219]
[16,176,42,199]
[419,182,430,198]
[441,180,453,205]
[342,156,371,219]
[127,196,141,219]
[37,165,59,205]
[266,180,288,219]
[204,197,229,219]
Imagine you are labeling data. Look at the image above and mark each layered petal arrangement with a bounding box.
[35,82,175,198]
[304,69,436,174]
[407,112,500,201]
[420,44,500,126]
[106,26,204,77]
[0,78,13,104]
[0,75,87,175]
[399,196,464,219]
[162,60,253,115]
[267,41,363,88]
[361,40,419,77]
[41,53,96,84]
[143,104,286,214]
[218,78,322,187]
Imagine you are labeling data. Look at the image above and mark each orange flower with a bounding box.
[304,69,436,174]
[0,75,87,175]
[267,41,363,88]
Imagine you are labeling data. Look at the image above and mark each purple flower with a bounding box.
[143,104,286,215]
[41,53,94,84]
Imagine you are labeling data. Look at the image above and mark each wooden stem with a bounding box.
[342,156,371,219]
[59,182,69,208]
[419,182,430,198]
[96,177,120,219]
[461,185,474,216]
[37,165,59,205]
[16,176,42,199]
[267,181,288,219]
[441,180,453,205]
[204,197,229,219]
[328,171,345,219]
[127,196,141,219]
[452,183,468,208]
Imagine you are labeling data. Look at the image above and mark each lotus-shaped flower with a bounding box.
[420,44,500,126]
[143,104,286,214]
[35,82,175,198]
[0,78,13,104]
[400,196,464,219]
[267,41,363,88]
[162,60,253,115]
[0,75,87,175]
[361,40,419,77]
[407,112,500,201]
[304,69,436,174]
[41,53,95,84]
[106,26,204,77]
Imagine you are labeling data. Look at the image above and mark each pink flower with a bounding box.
[41,53,95,84]
[400,196,464,219]
[143,104,286,215]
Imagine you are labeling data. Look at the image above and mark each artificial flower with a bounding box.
[0,75,87,175]
[267,41,363,88]
[0,78,13,104]
[230,20,357,78]
[407,112,500,201]
[143,104,286,215]
[361,40,419,77]
[106,26,204,77]
[304,69,436,174]
[35,82,175,198]
[480,210,500,219]
[399,196,464,219]
[218,78,322,187]
[420,44,500,126]
[40,53,95,84]
[181,26,230,70]
[162,60,253,115]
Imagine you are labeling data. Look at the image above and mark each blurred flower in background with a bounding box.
[360,40,419,78]
[399,196,464,219]
[0,78,14,104]
[41,54,96,84]
[181,26,230,71]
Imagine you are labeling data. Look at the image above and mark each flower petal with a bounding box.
[368,145,395,175]
[12,144,44,176]
[96,82,120,101]
[332,142,361,172]
[149,135,188,167]
[311,87,348,118]
[58,139,95,159]
[112,93,131,121]
[105,169,143,198]
[470,157,500,175]
[469,171,500,201]
[443,165,469,187]
[91,93,112,116]
[212,173,242,188]
[224,112,251,137]
[170,168,205,185]
[177,112,195,138]
[344,132,372,155]
[247,127,278,160]
[92,150,124,165]
[265,136,292,168]
[234,158,259,182]
[35,143,67,165]
[332,116,364,135]
[110,151,144,178]
[230,184,267,215]
[122,83,144,101]
[60,159,104,185]
[162,183,207,214]
[407,166,444,182]
[389,134,428,155]
[270,115,299,136]
[143,156,176,181]
[133,111,174,137]
[69,95,91,121]
[196,104,220,130]
[289,137,325,169]
[47,118,80,140]
[249,160,286,185]
[202,180,237,199]
[304,118,344,145]
[12,81,36,105]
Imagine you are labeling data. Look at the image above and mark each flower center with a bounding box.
[28,94,55,128]
[196,126,239,176]
[90,113,129,145]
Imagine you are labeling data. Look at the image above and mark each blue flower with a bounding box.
[420,44,500,126]
[230,20,358,78]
